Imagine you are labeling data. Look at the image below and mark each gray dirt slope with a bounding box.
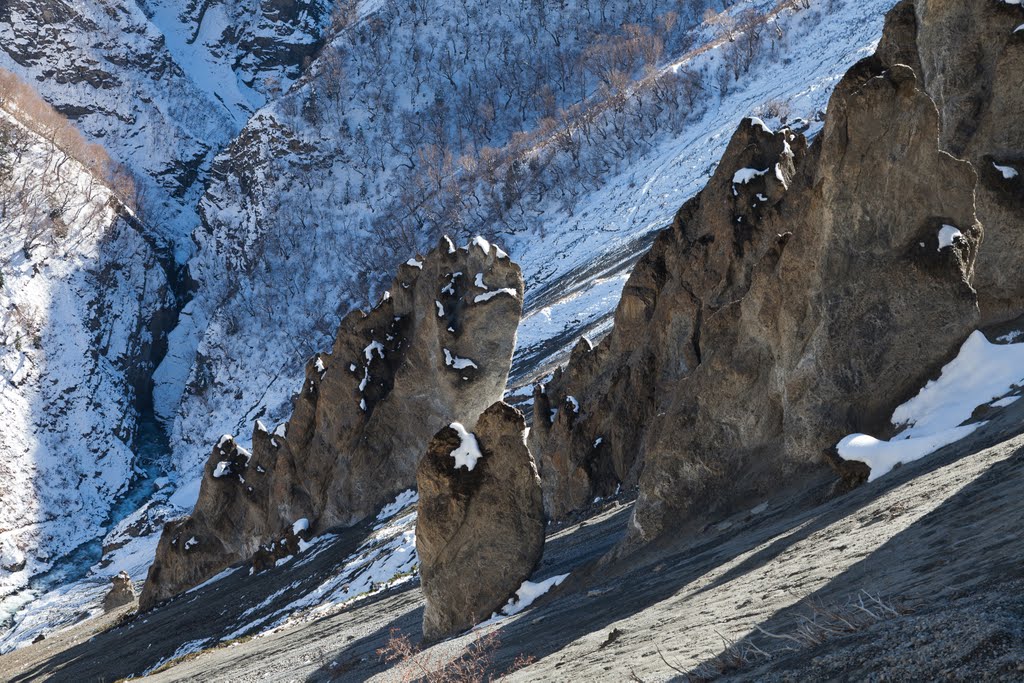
[2,392,1024,682]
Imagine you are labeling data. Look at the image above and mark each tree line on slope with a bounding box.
[206,0,805,336]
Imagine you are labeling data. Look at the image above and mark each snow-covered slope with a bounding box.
[0,105,176,638]
[137,0,331,128]
[0,0,330,255]
[0,0,333,643]
[165,0,898,486]
[0,0,234,252]
[2,0,902,651]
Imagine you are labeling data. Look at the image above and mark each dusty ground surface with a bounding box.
[2,391,1023,682]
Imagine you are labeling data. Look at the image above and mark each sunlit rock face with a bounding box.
[892,0,1024,323]
[531,0,985,547]
[141,237,523,609]
[417,402,544,643]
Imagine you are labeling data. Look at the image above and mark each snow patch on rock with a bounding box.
[993,163,1019,179]
[474,288,518,304]
[937,224,962,250]
[444,348,478,370]
[449,423,483,471]
[838,331,1024,480]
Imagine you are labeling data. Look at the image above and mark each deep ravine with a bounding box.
[0,233,190,647]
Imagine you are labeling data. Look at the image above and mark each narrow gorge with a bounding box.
[1,0,1023,679]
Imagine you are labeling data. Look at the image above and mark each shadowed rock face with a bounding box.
[881,0,1024,323]
[141,237,523,610]
[416,402,544,642]
[531,2,983,544]
[530,118,803,520]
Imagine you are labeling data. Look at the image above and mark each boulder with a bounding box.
[102,571,135,611]
[531,2,983,546]
[141,237,523,610]
[417,402,544,642]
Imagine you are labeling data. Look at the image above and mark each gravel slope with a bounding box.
[3,387,1021,681]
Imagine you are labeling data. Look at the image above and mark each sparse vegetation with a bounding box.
[374,627,535,682]
[677,591,909,681]
[0,68,140,213]
[204,0,813,369]
[0,69,146,272]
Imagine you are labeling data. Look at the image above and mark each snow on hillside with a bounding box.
[137,0,331,127]
[164,0,899,489]
[0,108,175,641]
[3,0,904,649]
[838,330,1024,481]
[0,0,237,253]
[0,0,329,256]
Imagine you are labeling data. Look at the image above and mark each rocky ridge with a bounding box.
[530,0,1004,546]
[140,237,524,609]
[2,2,1024,679]
[884,0,1024,323]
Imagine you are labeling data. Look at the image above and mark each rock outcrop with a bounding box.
[416,402,544,642]
[876,0,1024,323]
[141,237,523,609]
[102,571,136,612]
[530,3,984,542]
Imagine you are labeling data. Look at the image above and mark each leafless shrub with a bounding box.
[10,303,43,347]
[681,591,908,682]
[375,627,533,683]
[757,98,792,123]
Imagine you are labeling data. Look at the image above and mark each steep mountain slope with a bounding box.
[0,0,904,652]
[2,0,1022,677]
[0,0,334,648]
[529,10,988,534]
[164,0,898,504]
[0,0,330,254]
[137,0,330,125]
[0,101,176,637]
[3,344,1023,680]
[0,0,233,250]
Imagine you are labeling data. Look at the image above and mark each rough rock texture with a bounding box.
[140,238,523,609]
[879,0,1024,323]
[416,402,545,642]
[530,4,983,540]
[154,0,331,91]
[102,571,136,612]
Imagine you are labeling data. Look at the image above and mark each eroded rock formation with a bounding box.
[102,571,136,612]
[879,0,1024,323]
[416,402,544,642]
[141,237,523,609]
[531,2,986,543]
